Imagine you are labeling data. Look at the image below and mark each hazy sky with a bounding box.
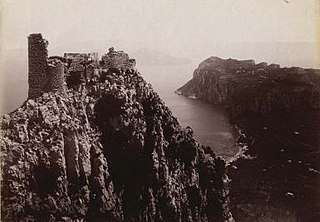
[0,0,320,114]
[1,0,320,65]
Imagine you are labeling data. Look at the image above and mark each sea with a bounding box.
[0,60,237,159]
[2,57,319,221]
[138,64,237,159]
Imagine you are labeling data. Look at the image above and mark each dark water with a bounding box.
[137,65,320,221]
[138,64,237,158]
[2,57,318,221]
[229,110,320,222]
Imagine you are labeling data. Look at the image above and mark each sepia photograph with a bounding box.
[0,0,319,221]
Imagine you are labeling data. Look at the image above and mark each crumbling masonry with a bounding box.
[47,58,65,93]
[28,33,65,99]
[101,47,136,70]
[28,34,137,98]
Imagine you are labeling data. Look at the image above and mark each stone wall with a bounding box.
[101,47,136,70]
[28,33,49,99]
[47,58,65,93]
[64,52,98,63]
[28,34,66,98]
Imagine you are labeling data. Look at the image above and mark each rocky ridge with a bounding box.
[1,45,234,221]
[177,56,320,119]
[177,56,320,221]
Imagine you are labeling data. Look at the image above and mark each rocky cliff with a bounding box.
[177,56,320,119]
[1,49,234,221]
[177,57,320,221]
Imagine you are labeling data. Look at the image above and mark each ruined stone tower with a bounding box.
[28,33,65,98]
[28,33,48,99]
[47,58,65,93]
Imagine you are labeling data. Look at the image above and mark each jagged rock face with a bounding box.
[1,91,121,221]
[177,57,320,119]
[177,57,320,221]
[1,67,233,221]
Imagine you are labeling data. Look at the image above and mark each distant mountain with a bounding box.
[132,48,191,66]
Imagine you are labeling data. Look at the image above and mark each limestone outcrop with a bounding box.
[0,36,234,222]
[177,56,320,119]
[177,56,320,221]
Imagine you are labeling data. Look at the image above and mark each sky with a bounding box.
[0,0,319,114]
[1,0,319,64]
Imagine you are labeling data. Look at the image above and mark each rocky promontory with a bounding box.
[0,34,234,222]
[177,56,320,119]
[177,56,320,221]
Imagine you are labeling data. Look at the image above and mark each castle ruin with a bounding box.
[28,33,136,98]
[101,47,136,70]
[47,58,65,93]
[28,33,49,99]
[28,33,65,99]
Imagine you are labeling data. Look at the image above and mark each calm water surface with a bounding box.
[138,64,237,158]
[0,61,237,158]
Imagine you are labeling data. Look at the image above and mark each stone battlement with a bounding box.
[64,52,98,63]
[101,47,136,70]
[28,34,136,98]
